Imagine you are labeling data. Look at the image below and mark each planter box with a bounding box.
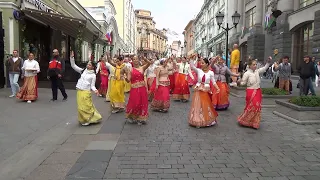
[273,100,320,125]
[230,86,246,98]
[262,95,296,105]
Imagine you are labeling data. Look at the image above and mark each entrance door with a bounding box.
[0,12,4,88]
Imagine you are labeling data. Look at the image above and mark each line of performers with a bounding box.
[70,51,271,129]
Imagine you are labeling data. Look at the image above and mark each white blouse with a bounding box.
[145,63,158,78]
[70,58,97,91]
[241,63,270,89]
[190,60,216,88]
[22,59,40,77]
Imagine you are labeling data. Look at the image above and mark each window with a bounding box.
[245,7,256,28]
[293,23,314,71]
[300,0,319,8]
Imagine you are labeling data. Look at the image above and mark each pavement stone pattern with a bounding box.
[63,85,320,180]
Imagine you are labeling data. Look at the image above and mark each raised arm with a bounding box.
[189,59,198,73]
[142,57,152,72]
[258,63,270,74]
[124,68,131,83]
[187,65,194,80]
[70,57,83,73]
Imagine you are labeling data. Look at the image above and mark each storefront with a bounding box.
[1,0,106,86]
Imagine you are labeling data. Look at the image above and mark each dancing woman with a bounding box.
[96,57,109,97]
[188,58,220,128]
[167,58,175,94]
[151,58,171,112]
[145,59,159,101]
[237,57,271,129]
[69,51,102,126]
[107,56,127,113]
[125,56,151,125]
[211,56,239,110]
[172,57,194,102]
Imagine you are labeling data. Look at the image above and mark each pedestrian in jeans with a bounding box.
[298,56,315,96]
[273,56,292,94]
[5,50,23,97]
[47,49,68,101]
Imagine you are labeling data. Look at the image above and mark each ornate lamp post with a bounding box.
[178,40,181,56]
[215,11,241,68]
[184,40,187,56]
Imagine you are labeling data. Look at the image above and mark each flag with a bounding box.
[105,33,112,43]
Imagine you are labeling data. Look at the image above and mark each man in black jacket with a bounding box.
[47,49,68,101]
[298,55,315,96]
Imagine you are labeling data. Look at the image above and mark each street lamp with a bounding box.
[181,46,184,57]
[215,11,240,67]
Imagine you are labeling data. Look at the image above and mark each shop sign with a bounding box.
[24,0,52,13]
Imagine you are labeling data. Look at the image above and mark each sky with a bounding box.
[132,0,204,41]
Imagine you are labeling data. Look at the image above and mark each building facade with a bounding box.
[0,0,109,87]
[78,0,126,57]
[135,9,167,57]
[110,0,136,53]
[229,0,320,72]
[183,20,195,56]
[194,0,228,58]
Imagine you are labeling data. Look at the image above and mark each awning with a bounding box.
[22,8,96,41]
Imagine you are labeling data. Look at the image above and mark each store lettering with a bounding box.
[25,0,51,13]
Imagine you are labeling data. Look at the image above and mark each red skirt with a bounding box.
[98,74,108,96]
[151,81,170,110]
[238,88,262,129]
[172,73,190,100]
[168,74,175,93]
[126,86,148,121]
[211,81,230,110]
[147,77,156,100]
[16,76,38,101]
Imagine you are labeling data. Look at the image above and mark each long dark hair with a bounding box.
[203,58,210,66]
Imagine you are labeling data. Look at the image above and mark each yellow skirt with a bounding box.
[109,79,125,109]
[77,90,102,124]
[105,78,112,101]
[124,81,131,93]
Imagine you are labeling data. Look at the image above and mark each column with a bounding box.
[237,0,244,33]
[254,0,263,31]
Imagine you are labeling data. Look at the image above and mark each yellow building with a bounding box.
[135,9,167,57]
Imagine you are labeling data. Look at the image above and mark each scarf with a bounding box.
[115,63,125,80]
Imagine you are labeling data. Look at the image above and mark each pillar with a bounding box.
[247,0,265,61]
[313,10,320,60]
[237,0,244,33]
[293,0,300,11]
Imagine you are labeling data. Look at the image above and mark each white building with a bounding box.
[194,0,228,57]
[124,0,137,53]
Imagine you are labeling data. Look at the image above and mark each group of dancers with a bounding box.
[72,51,271,129]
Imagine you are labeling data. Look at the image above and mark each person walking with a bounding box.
[298,56,315,96]
[5,50,23,97]
[47,49,68,101]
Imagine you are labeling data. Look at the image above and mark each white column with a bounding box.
[9,18,14,53]
[254,0,263,31]
[237,0,244,33]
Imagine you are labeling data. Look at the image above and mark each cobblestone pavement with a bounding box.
[64,93,320,180]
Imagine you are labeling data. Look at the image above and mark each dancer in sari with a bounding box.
[173,57,194,102]
[96,57,109,97]
[69,51,102,126]
[145,59,159,101]
[188,58,220,128]
[167,58,175,94]
[123,56,132,93]
[125,56,151,125]
[107,55,127,113]
[105,63,115,102]
[16,52,40,103]
[237,57,271,129]
[188,55,198,86]
[151,58,171,112]
[211,56,239,110]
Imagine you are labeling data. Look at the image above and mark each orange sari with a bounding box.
[188,84,218,128]
[211,81,230,110]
